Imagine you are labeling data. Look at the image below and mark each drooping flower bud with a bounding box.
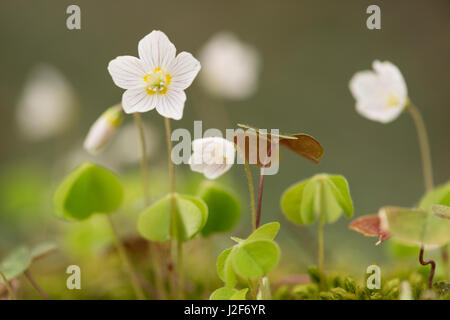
[83,104,123,154]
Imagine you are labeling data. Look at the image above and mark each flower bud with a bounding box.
[83,104,123,154]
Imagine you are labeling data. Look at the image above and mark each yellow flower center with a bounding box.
[386,93,400,108]
[144,68,172,95]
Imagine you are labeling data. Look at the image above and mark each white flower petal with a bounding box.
[108,56,147,89]
[373,60,408,105]
[122,88,157,114]
[138,30,176,71]
[349,60,408,123]
[189,137,235,179]
[156,90,186,120]
[168,52,201,91]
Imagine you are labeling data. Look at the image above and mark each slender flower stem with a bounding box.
[407,101,438,287]
[0,270,15,299]
[244,161,257,231]
[24,270,51,300]
[256,167,266,229]
[106,215,145,300]
[133,113,150,205]
[317,212,325,291]
[419,245,436,289]
[134,113,167,299]
[177,241,184,299]
[164,117,179,299]
[407,102,434,192]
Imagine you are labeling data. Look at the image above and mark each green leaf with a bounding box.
[31,242,57,261]
[431,204,450,219]
[232,240,280,279]
[317,178,342,224]
[217,248,232,283]
[0,247,32,282]
[300,179,317,224]
[198,182,241,236]
[210,287,238,300]
[280,180,308,224]
[230,288,248,300]
[53,162,123,220]
[419,181,450,210]
[380,206,450,246]
[247,222,280,242]
[137,194,208,243]
[327,175,354,218]
[210,287,248,300]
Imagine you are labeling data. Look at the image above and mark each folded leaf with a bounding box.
[379,206,450,247]
[137,194,208,243]
[232,239,280,279]
[53,162,123,220]
[327,175,354,218]
[246,222,280,242]
[349,214,390,245]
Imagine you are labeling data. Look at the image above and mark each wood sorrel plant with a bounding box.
[211,222,281,300]
[53,162,145,299]
[106,30,201,299]
[281,174,354,289]
[349,60,450,289]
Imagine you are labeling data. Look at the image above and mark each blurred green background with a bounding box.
[0,0,449,297]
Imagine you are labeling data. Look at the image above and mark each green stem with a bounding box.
[164,117,179,299]
[24,270,51,300]
[133,113,150,205]
[0,270,15,299]
[407,102,434,192]
[134,113,167,299]
[177,241,184,299]
[318,213,325,291]
[106,215,146,300]
[244,161,257,231]
[407,101,438,287]
[256,167,266,229]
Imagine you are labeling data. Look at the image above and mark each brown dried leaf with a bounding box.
[349,214,390,245]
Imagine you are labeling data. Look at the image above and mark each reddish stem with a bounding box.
[256,167,265,229]
[419,245,436,289]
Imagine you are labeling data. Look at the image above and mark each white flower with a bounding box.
[189,137,236,179]
[83,104,123,154]
[349,60,408,123]
[199,32,260,100]
[16,64,77,140]
[108,30,201,120]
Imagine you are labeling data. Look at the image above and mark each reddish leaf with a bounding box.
[235,124,323,166]
[349,214,390,245]
[279,134,323,164]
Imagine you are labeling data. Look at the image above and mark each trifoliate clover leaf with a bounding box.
[197,182,241,236]
[137,193,208,243]
[281,174,354,225]
[53,162,123,220]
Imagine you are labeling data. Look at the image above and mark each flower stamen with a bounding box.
[144,68,172,95]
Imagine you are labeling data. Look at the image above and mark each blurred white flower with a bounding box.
[108,30,201,120]
[83,104,123,154]
[189,137,236,179]
[106,120,159,166]
[16,64,77,140]
[349,60,408,123]
[199,32,261,100]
